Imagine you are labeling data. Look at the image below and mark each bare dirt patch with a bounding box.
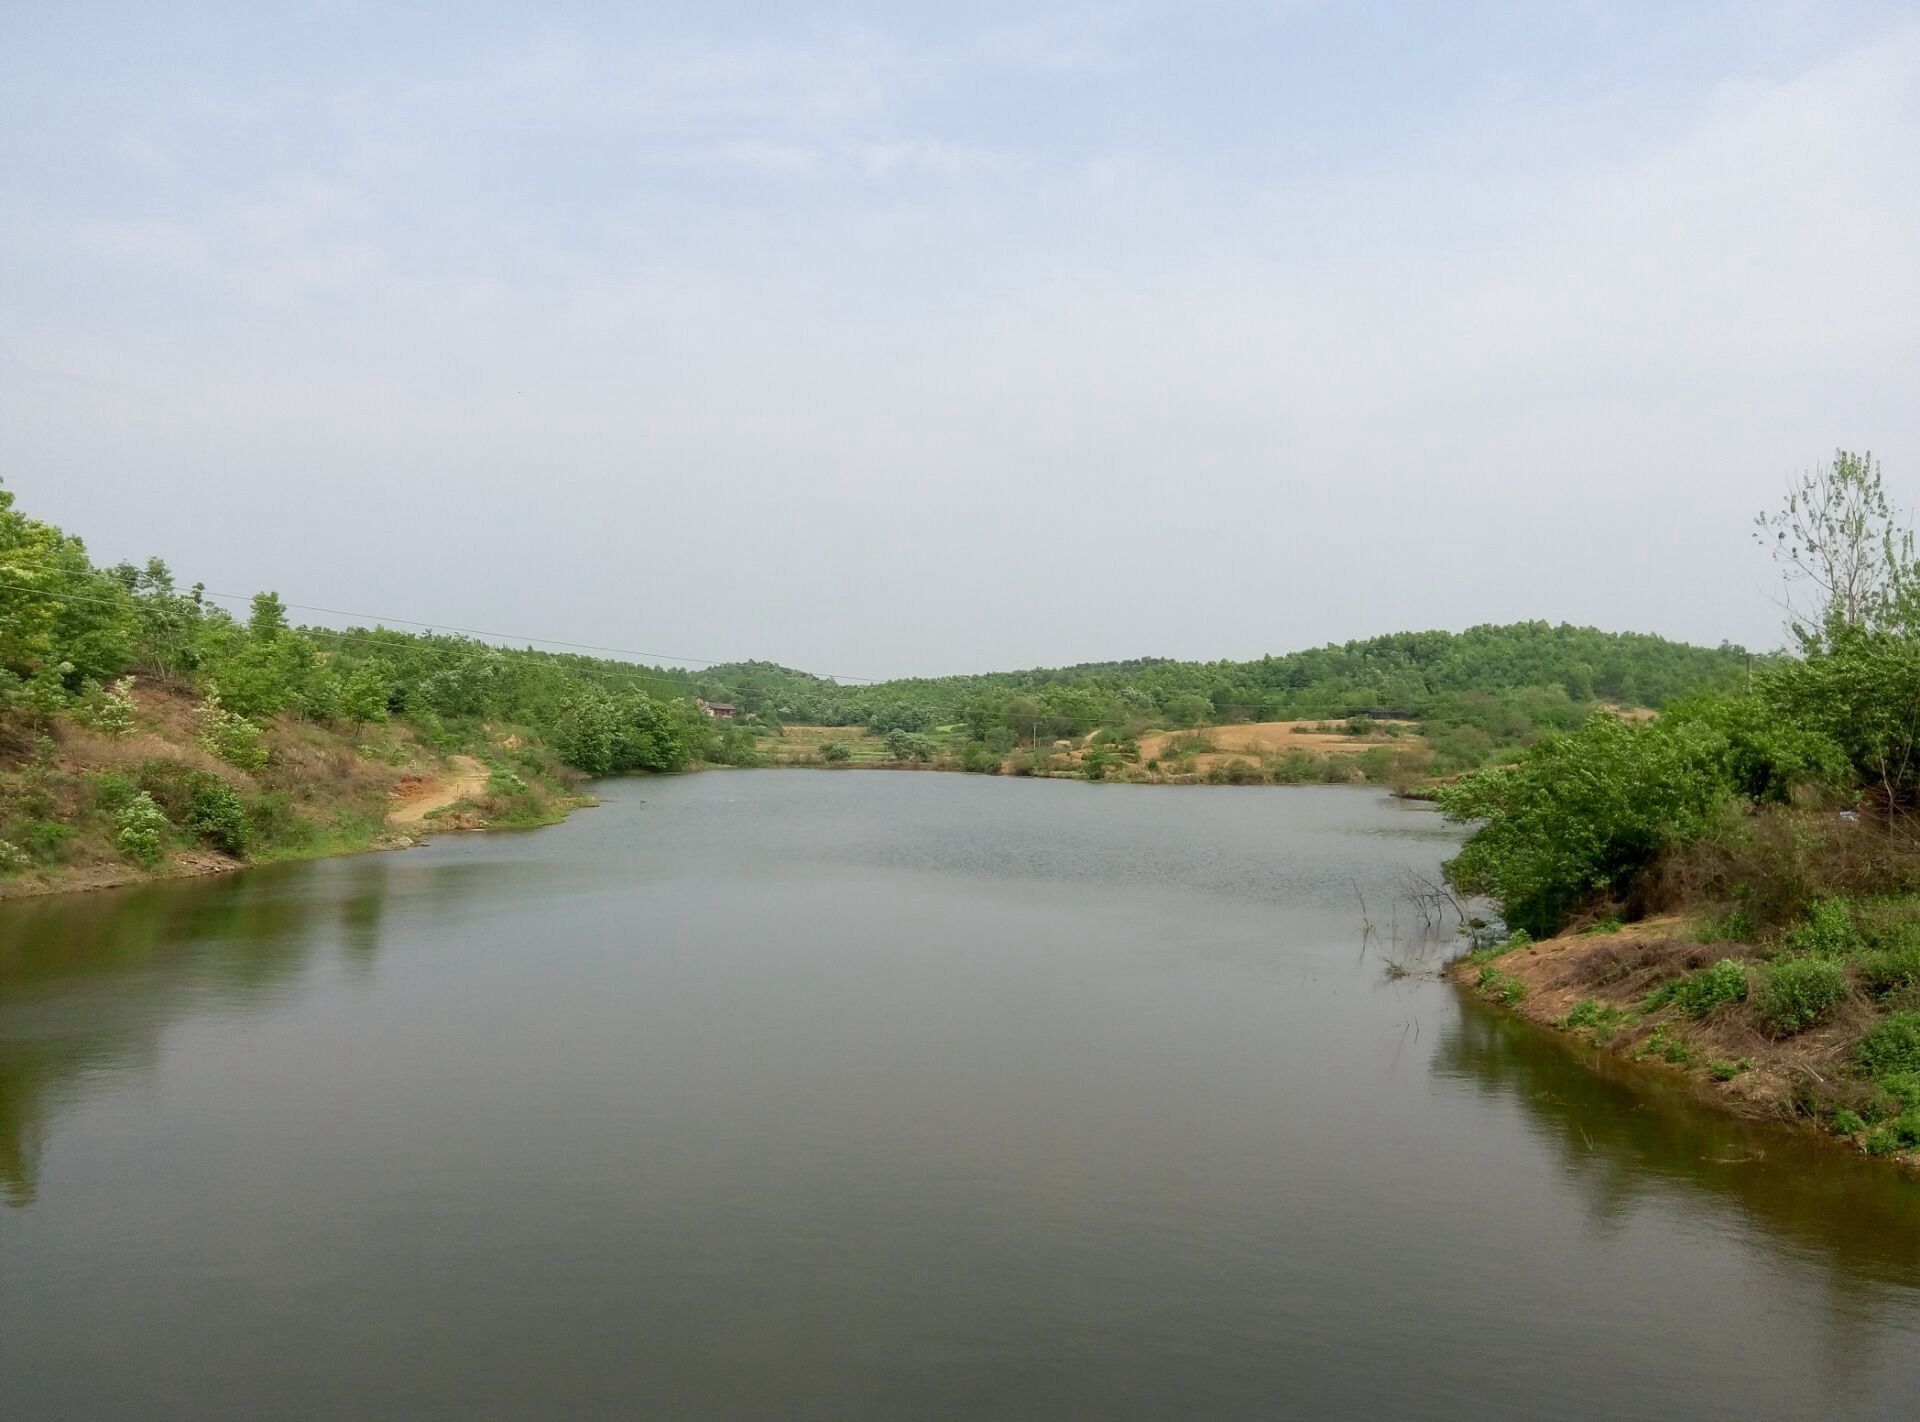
[387,754,489,826]
[1135,720,1414,772]
[1452,921,1910,1151]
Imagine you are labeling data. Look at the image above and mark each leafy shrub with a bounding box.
[486,766,528,797]
[1785,898,1862,957]
[1858,944,1920,997]
[1221,758,1264,785]
[1832,1106,1865,1134]
[0,838,28,875]
[1437,714,1733,938]
[1695,907,1753,944]
[186,779,250,856]
[136,760,205,820]
[1709,1058,1752,1082]
[88,771,139,811]
[195,691,268,772]
[73,675,137,736]
[1874,1073,1920,1112]
[1477,966,1526,1006]
[1671,958,1749,1017]
[1753,957,1849,1036]
[1855,1011,1920,1078]
[1565,998,1606,1027]
[819,740,853,763]
[114,791,171,867]
[15,818,74,860]
[1862,1113,1920,1156]
[883,728,936,762]
[959,741,1001,773]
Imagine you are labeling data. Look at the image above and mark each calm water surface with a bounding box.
[2,772,1917,1420]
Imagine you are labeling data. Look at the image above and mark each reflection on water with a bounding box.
[0,869,334,1205]
[1436,997,1920,1283]
[1,774,1917,1420]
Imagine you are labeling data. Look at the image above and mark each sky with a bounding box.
[3,2,1918,680]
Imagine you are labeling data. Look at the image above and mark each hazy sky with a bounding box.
[4,3,1918,679]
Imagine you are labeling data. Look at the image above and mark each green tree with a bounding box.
[341,661,392,726]
[1438,715,1733,937]
[1755,449,1918,649]
[0,479,139,687]
[553,690,620,774]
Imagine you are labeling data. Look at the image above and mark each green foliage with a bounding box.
[1862,1113,1920,1155]
[0,838,27,875]
[1785,898,1862,957]
[194,691,268,772]
[1563,999,1624,1042]
[882,728,936,762]
[72,675,138,736]
[819,739,853,763]
[551,689,694,775]
[134,759,205,820]
[1832,1106,1865,1133]
[1695,907,1753,944]
[959,741,1001,773]
[1477,966,1526,1006]
[113,790,170,868]
[1858,942,1920,997]
[186,778,250,856]
[1670,959,1749,1018]
[1855,1011,1920,1079]
[1760,627,1920,802]
[0,479,140,688]
[1753,957,1849,1036]
[1661,692,1850,803]
[551,693,618,774]
[339,662,393,726]
[1754,448,1915,650]
[486,765,528,797]
[1438,714,1734,937]
[1709,1058,1753,1082]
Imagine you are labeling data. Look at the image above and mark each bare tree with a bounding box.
[1755,449,1917,650]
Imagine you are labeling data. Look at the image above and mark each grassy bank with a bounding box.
[1453,891,1920,1168]
[1428,454,1920,1169]
[0,680,591,900]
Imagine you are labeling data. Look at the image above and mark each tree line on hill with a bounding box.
[3,476,1754,798]
[0,480,762,781]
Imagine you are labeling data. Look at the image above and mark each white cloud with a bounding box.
[7,12,1919,672]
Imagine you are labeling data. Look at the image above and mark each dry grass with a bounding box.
[1138,719,1409,762]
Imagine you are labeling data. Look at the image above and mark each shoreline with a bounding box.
[1448,920,1920,1172]
[1,762,1420,906]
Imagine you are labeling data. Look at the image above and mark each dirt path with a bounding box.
[387,754,489,827]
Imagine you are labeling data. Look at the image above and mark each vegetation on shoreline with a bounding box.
[0,472,1755,894]
[1442,451,1920,1164]
[0,481,757,895]
[699,625,1748,782]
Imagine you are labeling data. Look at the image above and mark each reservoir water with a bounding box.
[2,771,1917,1419]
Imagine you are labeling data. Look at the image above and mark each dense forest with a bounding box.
[697,625,1747,741]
